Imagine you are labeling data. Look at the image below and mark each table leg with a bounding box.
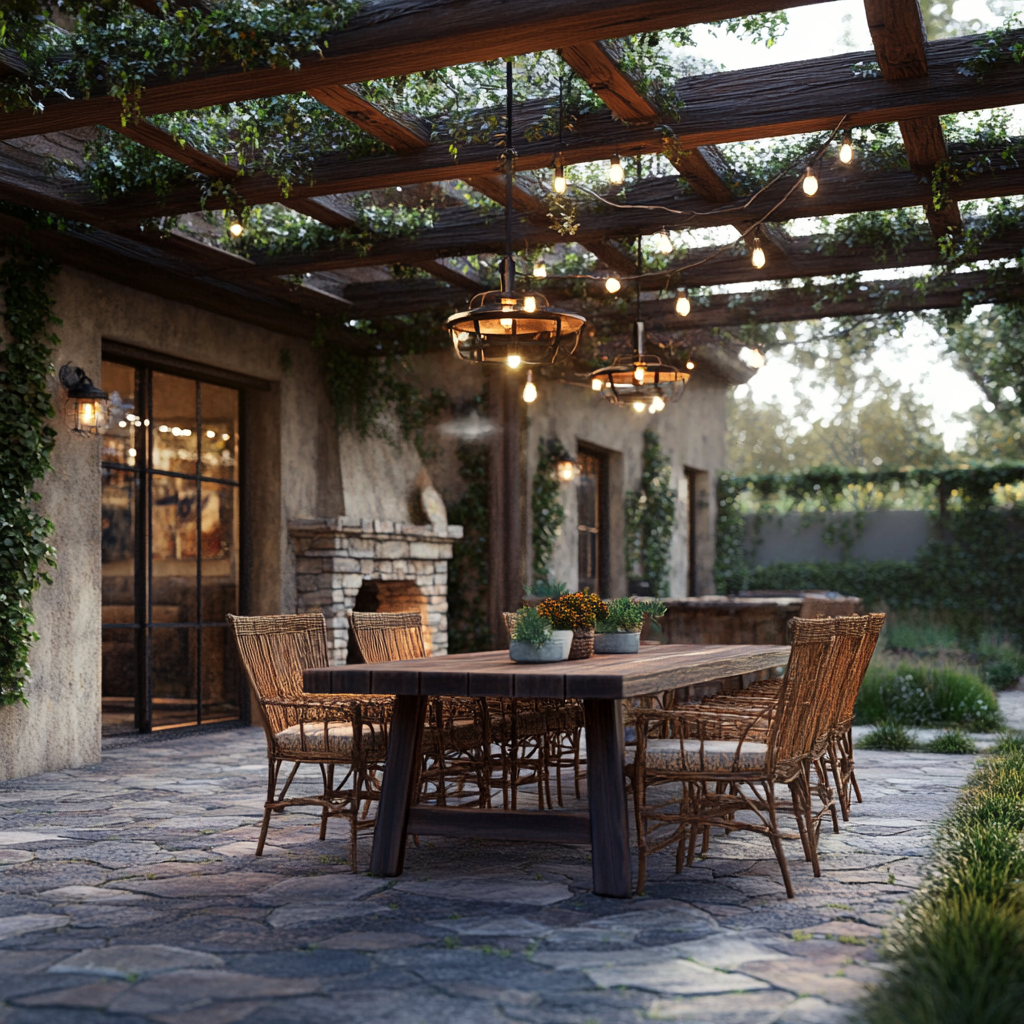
[583,698,632,898]
[369,694,427,878]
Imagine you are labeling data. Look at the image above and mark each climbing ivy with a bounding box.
[625,430,675,597]
[0,241,61,706]
[715,463,1024,644]
[447,441,491,654]
[531,438,569,582]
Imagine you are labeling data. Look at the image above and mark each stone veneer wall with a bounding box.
[289,517,464,663]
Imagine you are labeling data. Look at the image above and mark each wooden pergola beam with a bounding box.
[0,0,832,140]
[78,32,1021,223]
[864,0,962,237]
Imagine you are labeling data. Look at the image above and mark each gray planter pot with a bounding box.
[509,637,570,663]
[551,630,573,658]
[593,631,641,655]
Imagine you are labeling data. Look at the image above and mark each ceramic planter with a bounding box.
[509,637,570,663]
[551,630,573,658]
[593,631,641,654]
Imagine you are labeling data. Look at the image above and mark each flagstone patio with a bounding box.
[0,727,975,1024]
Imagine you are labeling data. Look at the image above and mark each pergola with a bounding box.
[0,0,1021,357]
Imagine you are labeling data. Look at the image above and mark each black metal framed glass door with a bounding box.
[101,359,242,733]
[577,447,609,595]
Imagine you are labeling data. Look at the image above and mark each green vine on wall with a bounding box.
[626,429,675,597]
[715,463,1024,644]
[0,241,61,706]
[531,438,569,583]
[447,440,491,654]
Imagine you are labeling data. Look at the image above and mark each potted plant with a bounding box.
[537,591,606,660]
[509,606,571,663]
[593,597,645,654]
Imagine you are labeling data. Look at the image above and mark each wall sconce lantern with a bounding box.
[59,363,110,436]
[555,455,579,482]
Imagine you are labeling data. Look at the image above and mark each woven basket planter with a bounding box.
[568,628,595,660]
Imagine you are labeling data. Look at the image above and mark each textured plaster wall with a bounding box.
[0,267,334,781]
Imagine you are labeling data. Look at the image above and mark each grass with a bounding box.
[921,729,978,755]
[855,659,1002,731]
[859,721,918,751]
[860,736,1024,1024]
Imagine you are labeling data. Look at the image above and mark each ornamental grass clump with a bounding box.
[510,606,553,648]
[922,729,978,755]
[858,721,918,751]
[537,592,605,632]
[861,739,1024,1024]
[855,661,1002,731]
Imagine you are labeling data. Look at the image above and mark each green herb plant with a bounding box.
[511,606,554,649]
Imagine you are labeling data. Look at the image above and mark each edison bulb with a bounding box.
[522,372,537,403]
[802,166,818,196]
[656,230,672,254]
[685,360,695,370]
[632,400,646,413]
[523,295,537,313]
[608,155,624,185]
[650,395,666,412]
[751,238,766,269]
[634,364,645,383]
[605,276,621,294]
[228,219,244,237]
[553,164,566,194]
[675,294,691,317]
[591,377,603,391]
[839,132,853,164]
[507,353,522,369]
[532,260,547,278]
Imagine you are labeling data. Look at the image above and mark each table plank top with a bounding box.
[303,643,790,700]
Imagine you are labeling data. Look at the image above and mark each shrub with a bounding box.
[922,729,977,755]
[981,647,1024,691]
[855,662,1002,731]
[596,597,645,634]
[858,721,918,751]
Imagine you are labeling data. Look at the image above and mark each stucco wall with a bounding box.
[0,267,333,781]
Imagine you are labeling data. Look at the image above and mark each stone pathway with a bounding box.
[0,727,975,1024]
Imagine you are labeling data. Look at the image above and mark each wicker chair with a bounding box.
[228,613,389,869]
[347,611,492,808]
[626,617,838,897]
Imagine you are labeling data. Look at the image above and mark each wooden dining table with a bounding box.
[304,643,790,897]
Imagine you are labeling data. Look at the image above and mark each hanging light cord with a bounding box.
[504,58,514,292]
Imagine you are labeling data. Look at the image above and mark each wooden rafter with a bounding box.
[864,0,962,237]
[70,32,1021,223]
[0,0,833,140]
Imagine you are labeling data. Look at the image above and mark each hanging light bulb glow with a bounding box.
[552,159,566,194]
[591,377,603,391]
[507,353,522,369]
[532,259,547,278]
[675,292,691,317]
[802,165,819,196]
[500,318,514,329]
[751,237,766,269]
[839,131,854,165]
[523,295,537,313]
[685,360,695,370]
[656,228,672,255]
[634,364,646,383]
[228,217,244,237]
[605,276,621,294]
[632,400,646,413]
[608,155,624,185]
[523,370,537,403]
[649,395,666,413]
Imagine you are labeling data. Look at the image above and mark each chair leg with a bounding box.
[257,759,281,856]
[764,786,795,899]
[845,728,863,804]
[273,761,301,812]
[828,737,850,822]
[319,763,333,842]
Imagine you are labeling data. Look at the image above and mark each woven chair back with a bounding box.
[767,616,836,766]
[348,611,425,664]
[836,612,885,724]
[800,595,860,618]
[811,615,870,742]
[227,613,329,737]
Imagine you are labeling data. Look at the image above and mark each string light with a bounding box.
[523,295,537,313]
[751,236,766,269]
[591,377,603,391]
[552,158,566,194]
[685,359,695,370]
[608,155,624,185]
[675,291,691,317]
[507,353,522,369]
[605,276,621,294]
[656,228,672,254]
[522,370,537,403]
[802,165,819,196]
[532,259,547,278]
[839,131,854,165]
[228,217,244,237]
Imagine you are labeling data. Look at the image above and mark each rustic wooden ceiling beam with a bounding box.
[81,32,1020,223]
[308,85,431,152]
[0,0,833,140]
[864,0,962,237]
[0,48,30,78]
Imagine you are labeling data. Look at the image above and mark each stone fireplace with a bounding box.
[288,516,463,662]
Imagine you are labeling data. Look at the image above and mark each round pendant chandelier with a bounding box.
[447,62,585,368]
[588,233,689,414]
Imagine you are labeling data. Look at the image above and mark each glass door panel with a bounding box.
[578,451,601,594]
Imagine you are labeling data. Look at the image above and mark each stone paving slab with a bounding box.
[0,724,977,1024]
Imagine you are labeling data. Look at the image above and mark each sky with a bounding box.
[689,0,1019,451]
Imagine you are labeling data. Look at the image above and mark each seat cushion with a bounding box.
[275,722,385,758]
[627,738,768,772]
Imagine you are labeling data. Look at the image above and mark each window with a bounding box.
[577,447,609,595]
[101,360,243,733]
